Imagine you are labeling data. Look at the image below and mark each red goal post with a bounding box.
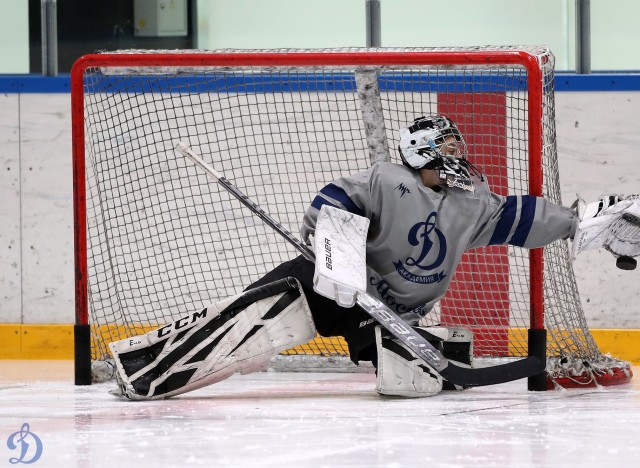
[71,46,632,389]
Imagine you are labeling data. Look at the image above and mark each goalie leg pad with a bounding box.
[375,325,473,397]
[109,278,316,400]
[375,326,443,398]
[432,326,474,390]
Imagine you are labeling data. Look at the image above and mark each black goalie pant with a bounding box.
[246,255,377,365]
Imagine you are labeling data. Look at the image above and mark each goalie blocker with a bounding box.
[109,278,316,400]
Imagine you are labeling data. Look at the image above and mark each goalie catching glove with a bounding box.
[109,278,316,400]
[572,194,640,269]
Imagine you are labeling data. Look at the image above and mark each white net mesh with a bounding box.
[73,47,631,387]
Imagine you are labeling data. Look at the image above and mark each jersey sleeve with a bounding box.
[467,194,579,250]
[300,166,375,244]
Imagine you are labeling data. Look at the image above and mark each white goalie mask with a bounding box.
[398,115,476,192]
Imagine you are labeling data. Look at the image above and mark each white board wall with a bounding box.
[0,90,638,326]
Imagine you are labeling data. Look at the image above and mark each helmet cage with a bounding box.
[398,115,474,192]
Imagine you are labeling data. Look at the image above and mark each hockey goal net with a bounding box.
[72,46,632,389]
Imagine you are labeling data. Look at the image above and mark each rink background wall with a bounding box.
[0,75,639,359]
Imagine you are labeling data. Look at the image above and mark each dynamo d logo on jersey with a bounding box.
[393,211,447,284]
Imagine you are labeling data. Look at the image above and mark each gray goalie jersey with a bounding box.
[301,162,578,317]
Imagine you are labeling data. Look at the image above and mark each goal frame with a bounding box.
[71,49,548,387]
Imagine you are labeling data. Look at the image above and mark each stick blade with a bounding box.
[440,357,545,387]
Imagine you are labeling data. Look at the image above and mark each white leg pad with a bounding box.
[375,326,443,398]
[415,325,474,390]
[110,278,316,400]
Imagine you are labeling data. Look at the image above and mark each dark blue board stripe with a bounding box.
[3,73,640,94]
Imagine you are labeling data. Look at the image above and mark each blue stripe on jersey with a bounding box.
[311,195,338,211]
[319,183,365,216]
[509,196,537,247]
[489,196,518,245]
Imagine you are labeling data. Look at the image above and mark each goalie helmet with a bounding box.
[398,115,475,192]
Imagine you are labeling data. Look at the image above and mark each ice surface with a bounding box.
[1,361,639,468]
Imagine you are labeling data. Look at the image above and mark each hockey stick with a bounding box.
[175,142,545,387]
